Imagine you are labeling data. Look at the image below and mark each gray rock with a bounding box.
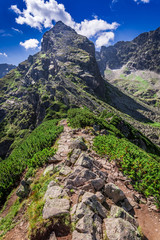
[74,169,96,187]
[104,183,126,203]
[44,185,67,201]
[43,184,70,219]
[43,164,54,176]
[70,149,81,165]
[16,182,30,199]
[76,211,93,233]
[69,137,87,151]
[121,198,133,212]
[104,217,141,240]
[93,214,103,240]
[95,192,105,203]
[48,156,61,164]
[49,232,57,240]
[91,178,105,191]
[59,166,72,176]
[72,231,93,240]
[75,153,93,169]
[82,192,107,218]
[43,198,70,219]
[110,205,138,227]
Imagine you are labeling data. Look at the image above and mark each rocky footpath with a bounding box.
[1,119,160,240]
[31,120,159,240]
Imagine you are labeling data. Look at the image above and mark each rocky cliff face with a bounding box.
[96,26,160,74]
[0,21,106,159]
[0,64,16,78]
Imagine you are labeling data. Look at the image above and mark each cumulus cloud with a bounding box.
[10,0,74,30]
[20,39,40,50]
[11,0,119,48]
[75,18,119,38]
[0,52,8,57]
[96,32,114,48]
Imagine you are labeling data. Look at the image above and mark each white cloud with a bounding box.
[20,39,39,50]
[134,0,150,3]
[0,52,8,57]
[11,0,119,48]
[75,18,119,38]
[11,0,74,30]
[12,27,23,33]
[96,32,115,48]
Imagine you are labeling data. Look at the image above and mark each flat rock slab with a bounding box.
[43,184,70,219]
[43,198,70,219]
[110,205,138,227]
[59,166,72,176]
[104,217,141,240]
[72,230,93,240]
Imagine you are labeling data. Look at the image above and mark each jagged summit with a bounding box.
[41,21,94,56]
[0,21,105,159]
[96,26,160,74]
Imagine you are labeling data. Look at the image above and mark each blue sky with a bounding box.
[0,0,160,65]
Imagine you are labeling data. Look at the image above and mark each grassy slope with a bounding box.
[0,119,63,205]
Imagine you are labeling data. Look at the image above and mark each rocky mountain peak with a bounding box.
[96,26,160,74]
[41,21,94,56]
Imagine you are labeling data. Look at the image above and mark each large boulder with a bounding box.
[43,185,70,219]
[104,217,141,240]
[104,183,126,203]
[110,205,138,227]
[16,180,30,199]
[75,153,93,169]
[69,137,88,151]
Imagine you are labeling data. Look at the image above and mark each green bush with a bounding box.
[67,108,122,136]
[93,135,160,207]
[0,120,63,205]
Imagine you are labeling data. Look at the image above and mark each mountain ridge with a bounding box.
[96,26,160,74]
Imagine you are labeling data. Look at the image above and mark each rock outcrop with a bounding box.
[0,21,106,159]
[96,26,160,74]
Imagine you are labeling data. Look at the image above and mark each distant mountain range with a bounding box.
[0,64,16,78]
[96,26,160,74]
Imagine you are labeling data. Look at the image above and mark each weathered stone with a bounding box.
[44,185,67,201]
[16,182,30,199]
[75,153,93,169]
[91,178,105,191]
[49,232,57,240]
[121,198,133,212]
[104,183,126,203]
[72,230,93,240]
[74,169,96,187]
[25,177,33,185]
[59,166,72,176]
[95,192,105,203]
[76,210,93,233]
[70,149,81,164]
[82,183,95,192]
[82,192,107,218]
[43,164,54,176]
[69,137,87,151]
[93,214,103,240]
[110,205,138,227]
[104,217,141,240]
[48,156,61,164]
[43,198,70,219]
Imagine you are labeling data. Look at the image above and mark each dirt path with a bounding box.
[1,119,160,240]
